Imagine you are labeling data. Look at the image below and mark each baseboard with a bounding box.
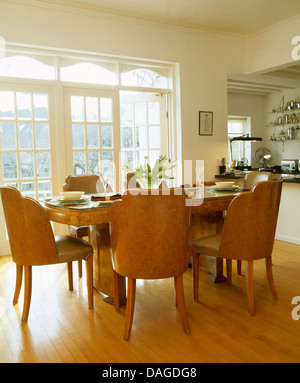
[275,234,300,246]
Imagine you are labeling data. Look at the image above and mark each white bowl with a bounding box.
[60,191,85,200]
[214,182,235,188]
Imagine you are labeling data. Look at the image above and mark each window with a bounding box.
[0,90,52,200]
[120,92,167,173]
[65,91,117,190]
[0,55,55,80]
[0,45,176,254]
[228,117,251,166]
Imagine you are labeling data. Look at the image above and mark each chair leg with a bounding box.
[246,260,255,316]
[13,264,23,305]
[86,255,94,309]
[124,278,136,341]
[237,260,242,275]
[174,274,191,335]
[226,259,232,285]
[266,257,278,300]
[112,269,120,311]
[78,260,83,278]
[191,248,200,302]
[67,262,73,291]
[21,266,32,323]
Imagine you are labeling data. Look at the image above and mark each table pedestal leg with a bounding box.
[89,224,126,305]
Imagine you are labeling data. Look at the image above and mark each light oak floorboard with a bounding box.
[0,240,300,363]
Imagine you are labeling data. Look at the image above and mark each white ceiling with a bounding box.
[30,0,300,93]
[36,0,300,36]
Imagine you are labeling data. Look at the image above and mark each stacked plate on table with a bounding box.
[56,191,90,204]
[207,182,241,192]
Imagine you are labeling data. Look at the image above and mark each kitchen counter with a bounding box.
[215,172,300,183]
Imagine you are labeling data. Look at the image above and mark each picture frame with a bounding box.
[199,111,213,136]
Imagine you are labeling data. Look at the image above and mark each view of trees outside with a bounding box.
[0,91,51,199]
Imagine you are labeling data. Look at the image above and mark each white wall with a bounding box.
[0,1,244,182]
[245,15,300,74]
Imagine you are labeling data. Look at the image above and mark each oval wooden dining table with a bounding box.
[43,187,244,304]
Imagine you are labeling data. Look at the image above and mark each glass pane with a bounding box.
[37,180,52,200]
[121,151,133,169]
[121,126,133,148]
[136,150,148,166]
[19,152,34,179]
[17,92,32,119]
[121,69,168,88]
[73,151,85,174]
[71,96,84,122]
[149,150,160,167]
[1,122,16,149]
[101,125,113,149]
[100,98,112,122]
[102,151,113,174]
[60,63,116,85]
[18,123,33,149]
[4,182,18,189]
[33,94,49,120]
[88,151,99,174]
[149,126,160,149]
[135,102,147,125]
[228,120,244,134]
[72,124,85,149]
[148,102,160,124]
[36,152,51,178]
[86,97,98,122]
[0,55,55,80]
[87,124,99,149]
[0,91,15,119]
[2,152,17,179]
[35,123,50,149]
[21,181,35,198]
[135,126,147,148]
[120,102,133,125]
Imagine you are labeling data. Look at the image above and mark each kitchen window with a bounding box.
[228,116,251,167]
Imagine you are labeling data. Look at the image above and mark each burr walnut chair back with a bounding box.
[191,180,282,315]
[1,186,59,266]
[63,174,99,194]
[110,188,191,340]
[0,186,94,322]
[235,171,274,190]
[219,180,282,262]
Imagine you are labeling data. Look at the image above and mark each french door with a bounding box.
[64,88,120,191]
[0,84,58,254]
[119,92,168,181]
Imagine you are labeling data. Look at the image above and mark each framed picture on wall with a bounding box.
[199,111,213,136]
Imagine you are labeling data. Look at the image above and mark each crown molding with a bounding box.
[1,0,245,43]
[246,13,300,41]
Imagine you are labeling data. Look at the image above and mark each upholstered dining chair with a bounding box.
[191,180,282,316]
[0,186,94,322]
[234,172,274,275]
[63,174,112,276]
[235,171,274,190]
[124,172,168,190]
[110,188,191,340]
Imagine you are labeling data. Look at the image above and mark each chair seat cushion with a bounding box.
[68,225,89,237]
[55,235,93,263]
[191,233,222,258]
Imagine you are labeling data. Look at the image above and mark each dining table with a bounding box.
[43,185,245,304]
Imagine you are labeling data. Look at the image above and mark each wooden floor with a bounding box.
[0,239,300,363]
